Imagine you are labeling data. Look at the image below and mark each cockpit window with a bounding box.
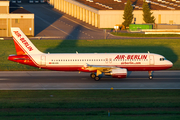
[160,58,165,61]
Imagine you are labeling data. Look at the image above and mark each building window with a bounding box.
[15,19,19,24]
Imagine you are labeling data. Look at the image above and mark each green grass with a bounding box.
[0,90,179,120]
[1,116,180,120]
[111,32,180,37]
[0,39,180,70]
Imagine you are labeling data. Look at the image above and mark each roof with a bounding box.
[10,8,32,13]
[9,2,32,13]
[75,0,180,10]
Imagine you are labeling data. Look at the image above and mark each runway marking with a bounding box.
[0,78,9,80]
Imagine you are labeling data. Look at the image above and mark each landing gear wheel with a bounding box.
[94,76,100,81]
[90,73,96,79]
[148,71,154,80]
[149,75,153,80]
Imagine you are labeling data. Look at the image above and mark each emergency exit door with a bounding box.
[41,56,46,66]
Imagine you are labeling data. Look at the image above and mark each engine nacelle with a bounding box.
[111,68,127,78]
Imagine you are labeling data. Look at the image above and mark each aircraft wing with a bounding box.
[86,64,117,71]
[84,64,120,76]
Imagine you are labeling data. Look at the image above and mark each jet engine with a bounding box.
[111,68,127,78]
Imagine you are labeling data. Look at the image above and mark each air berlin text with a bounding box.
[13,31,33,51]
[115,55,147,59]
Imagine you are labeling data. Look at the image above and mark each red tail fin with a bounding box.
[13,36,26,55]
[11,27,43,55]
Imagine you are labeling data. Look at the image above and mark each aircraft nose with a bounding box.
[168,61,173,68]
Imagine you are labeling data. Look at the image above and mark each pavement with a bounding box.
[1,4,179,40]
[19,4,117,40]
[0,71,179,90]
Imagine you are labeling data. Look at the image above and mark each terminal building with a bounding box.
[0,0,34,37]
[49,0,180,28]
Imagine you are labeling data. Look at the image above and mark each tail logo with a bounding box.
[13,31,33,51]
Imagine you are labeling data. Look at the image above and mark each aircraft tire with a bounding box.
[90,73,96,79]
[94,76,100,81]
[149,75,153,80]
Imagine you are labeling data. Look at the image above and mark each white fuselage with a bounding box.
[26,53,173,71]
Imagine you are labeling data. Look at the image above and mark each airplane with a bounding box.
[8,27,173,81]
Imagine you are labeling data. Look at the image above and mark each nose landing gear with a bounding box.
[148,71,153,80]
[149,75,153,80]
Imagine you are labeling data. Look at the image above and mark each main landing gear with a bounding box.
[90,71,154,80]
[90,73,101,81]
[148,71,153,80]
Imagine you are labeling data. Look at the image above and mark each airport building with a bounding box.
[0,0,34,37]
[49,0,180,28]
[10,0,46,4]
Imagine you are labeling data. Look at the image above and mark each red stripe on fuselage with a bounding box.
[119,65,172,71]
[40,64,172,71]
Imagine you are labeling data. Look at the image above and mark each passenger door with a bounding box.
[149,55,154,65]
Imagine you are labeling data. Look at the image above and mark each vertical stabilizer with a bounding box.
[11,27,43,55]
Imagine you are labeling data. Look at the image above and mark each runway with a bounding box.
[0,71,179,90]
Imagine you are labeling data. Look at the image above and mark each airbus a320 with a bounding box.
[8,27,173,81]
